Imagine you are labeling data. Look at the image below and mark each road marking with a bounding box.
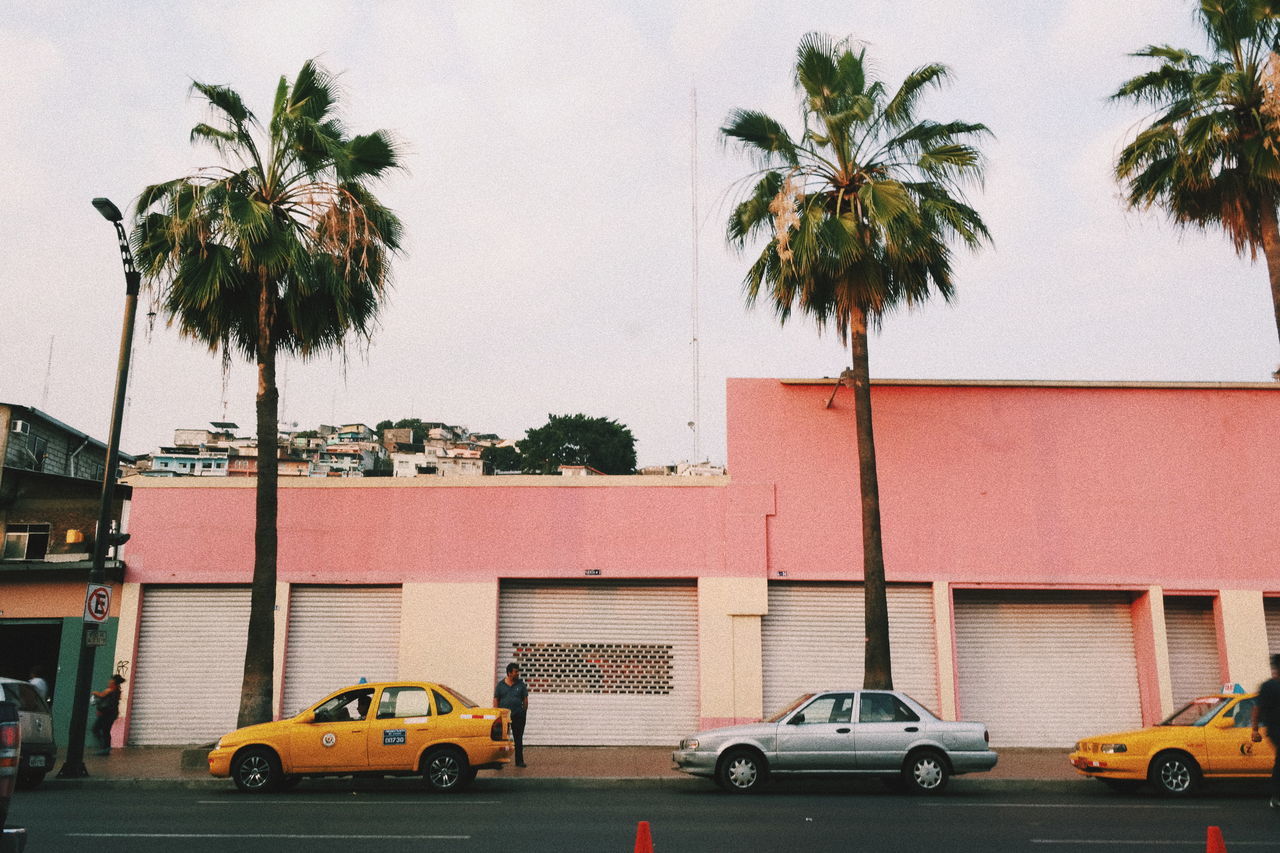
[1032,841,1280,847]
[197,799,500,806]
[922,802,1212,809]
[70,833,470,840]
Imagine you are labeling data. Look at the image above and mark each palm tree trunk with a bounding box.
[850,307,892,690]
[1258,203,1280,365]
[237,279,279,728]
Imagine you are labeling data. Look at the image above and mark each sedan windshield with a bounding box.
[767,694,815,723]
[1160,697,1230,727]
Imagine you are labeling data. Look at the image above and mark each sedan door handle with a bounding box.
[836,728,851,734]
[904,726,919,732]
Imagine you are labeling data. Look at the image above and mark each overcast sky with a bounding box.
[2,1,1276,467]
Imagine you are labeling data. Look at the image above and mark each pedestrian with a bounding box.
[91,674,125,756]
[1251,653,1280,808]
[494,662,529,767]
[26,665,49,702]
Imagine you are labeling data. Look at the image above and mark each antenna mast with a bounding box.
[690,86,702,464]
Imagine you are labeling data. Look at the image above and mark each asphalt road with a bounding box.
[7,777,1280,852]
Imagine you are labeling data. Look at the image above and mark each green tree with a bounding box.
[517,414,637,474]
[134,60,403,726]
[481,444,524,473]
[1113,0,1280,362]
[722,33,990,689]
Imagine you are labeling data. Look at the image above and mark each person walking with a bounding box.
[1251,654,1280,808]
[494,662,529,767]
[91,674,125,756]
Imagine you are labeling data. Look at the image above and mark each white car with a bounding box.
[673,690,997,794]
[0,678,56,789]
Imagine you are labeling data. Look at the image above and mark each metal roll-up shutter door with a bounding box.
[497,582,698,746]
[1267,599,1280,654]
[761,583,939,717]
[1164,596,1221,708]
[130,586,251,745]
[281,586,402,716]
[954,590,1142,747]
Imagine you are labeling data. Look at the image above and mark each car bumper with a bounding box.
[207,746,234,778]
[950,749,999,775]
[1068,750,1146,779]
[672,748,718,778]
[20,744,56,774]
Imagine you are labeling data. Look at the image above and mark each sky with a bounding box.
[1,1,1277,468]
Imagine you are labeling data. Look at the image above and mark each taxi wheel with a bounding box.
[1149,751,1200,797]
[717,748,766,794]
[422,747,473,793]
[232,746,283,794]
[903,749,950,795]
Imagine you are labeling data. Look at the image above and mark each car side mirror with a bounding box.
[296,710,316,724]
[789,712,805,725]
[1212,716,1236,729]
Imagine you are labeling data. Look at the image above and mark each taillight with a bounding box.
[984,729,990,744]
[0,700,19,829]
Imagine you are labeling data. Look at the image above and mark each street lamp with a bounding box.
[57,198,141,778]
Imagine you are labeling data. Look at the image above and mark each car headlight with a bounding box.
[681,738,700,750]
[1100,743,1127,754]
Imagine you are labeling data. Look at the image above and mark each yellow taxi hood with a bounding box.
[219,718,295,744]
[1079,727,1156,743]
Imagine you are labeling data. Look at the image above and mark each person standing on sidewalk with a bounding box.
[494,663,529,767]
[91,674,125,756]
[1251,654,1280,808]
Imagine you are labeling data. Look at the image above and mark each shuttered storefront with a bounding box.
[1163,596,1221,708]
[954,590,1142,747]
[496,581,698,746]
[280,585,402,717]
[761,583,939,717]
[129,585,251,745]
[1267,598,1280,655]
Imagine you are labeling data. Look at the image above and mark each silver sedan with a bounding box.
[673,690,997,794]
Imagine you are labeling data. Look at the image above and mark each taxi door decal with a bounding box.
[383,728,407,745]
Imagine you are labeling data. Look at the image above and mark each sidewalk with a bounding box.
[43,745,1082,786]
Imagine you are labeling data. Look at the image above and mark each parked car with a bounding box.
[1069,690,1273,796]
[673,690,997,794]
[0,677,55,789]
[208,681,513,793]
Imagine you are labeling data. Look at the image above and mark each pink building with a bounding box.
[101,379,1280,748]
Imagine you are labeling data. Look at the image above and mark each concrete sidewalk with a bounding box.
[41,745,1081,786]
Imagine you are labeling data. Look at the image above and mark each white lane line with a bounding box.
[921,803,1211,809]
[1032,841,1280,847]
[197,799,500,806]
[69,833,469,840]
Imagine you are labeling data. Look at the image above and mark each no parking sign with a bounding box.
[83,583,112,624]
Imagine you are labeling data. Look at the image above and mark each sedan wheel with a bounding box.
[717,749,765,794]
[1150,753,1199,797]
[232,747,282,794]
[422,747,472,793]
[903,750,949,794]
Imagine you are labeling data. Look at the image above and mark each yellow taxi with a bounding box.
[1069,689,1274,796]
[208,681,513,793]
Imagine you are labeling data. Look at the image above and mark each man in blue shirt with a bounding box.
[494,663,529,767]
[1251,654,1280,808]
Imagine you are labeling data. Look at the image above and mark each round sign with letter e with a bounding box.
[83,583,112,624]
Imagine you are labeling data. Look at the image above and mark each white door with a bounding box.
[281,585,402,717]
[1164,596,1221,709]
[496,582,698,746]
[954,590,1142,747]
[761,583,939,718]
[129,586,250,745]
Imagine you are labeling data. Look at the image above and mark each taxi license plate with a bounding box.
[29,755,46,768]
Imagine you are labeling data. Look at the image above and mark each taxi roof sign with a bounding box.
[1221,682,1245,694]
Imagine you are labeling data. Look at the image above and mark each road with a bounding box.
[8,777,1280,852]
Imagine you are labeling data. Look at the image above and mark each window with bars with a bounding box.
[509,642,674,695]
[3,523,51,560]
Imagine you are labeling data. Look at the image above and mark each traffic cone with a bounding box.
[634,820,653,853]
[1206,825,1226,853]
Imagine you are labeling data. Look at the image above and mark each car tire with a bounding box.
[231,746,283,794]
[15,769,45,790]
[421,747,472,793]
[1149,751,1200,797]
[717,748,766,794]
[902,749,950,795]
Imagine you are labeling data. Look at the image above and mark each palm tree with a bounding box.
[1113,0,1280,364]
[134,60,403,727]
[722,33,990,689]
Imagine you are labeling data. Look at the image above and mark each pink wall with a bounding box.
[727,379,1280,589]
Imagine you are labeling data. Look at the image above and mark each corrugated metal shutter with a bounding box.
[1267,598,1280,655]
[281,586,402,717]
[1164,596,1221,708]
[954,590,1142,747]
[130,586,251,745]
[761,583,939,717]
[496,582,698,746]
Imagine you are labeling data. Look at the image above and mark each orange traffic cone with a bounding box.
[634,820,654,853]
[1206,825,1226,853]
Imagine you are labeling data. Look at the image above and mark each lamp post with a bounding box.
[57,198,141,778]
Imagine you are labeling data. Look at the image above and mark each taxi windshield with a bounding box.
[767,694,816,723]
[1160,697,1231,727]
